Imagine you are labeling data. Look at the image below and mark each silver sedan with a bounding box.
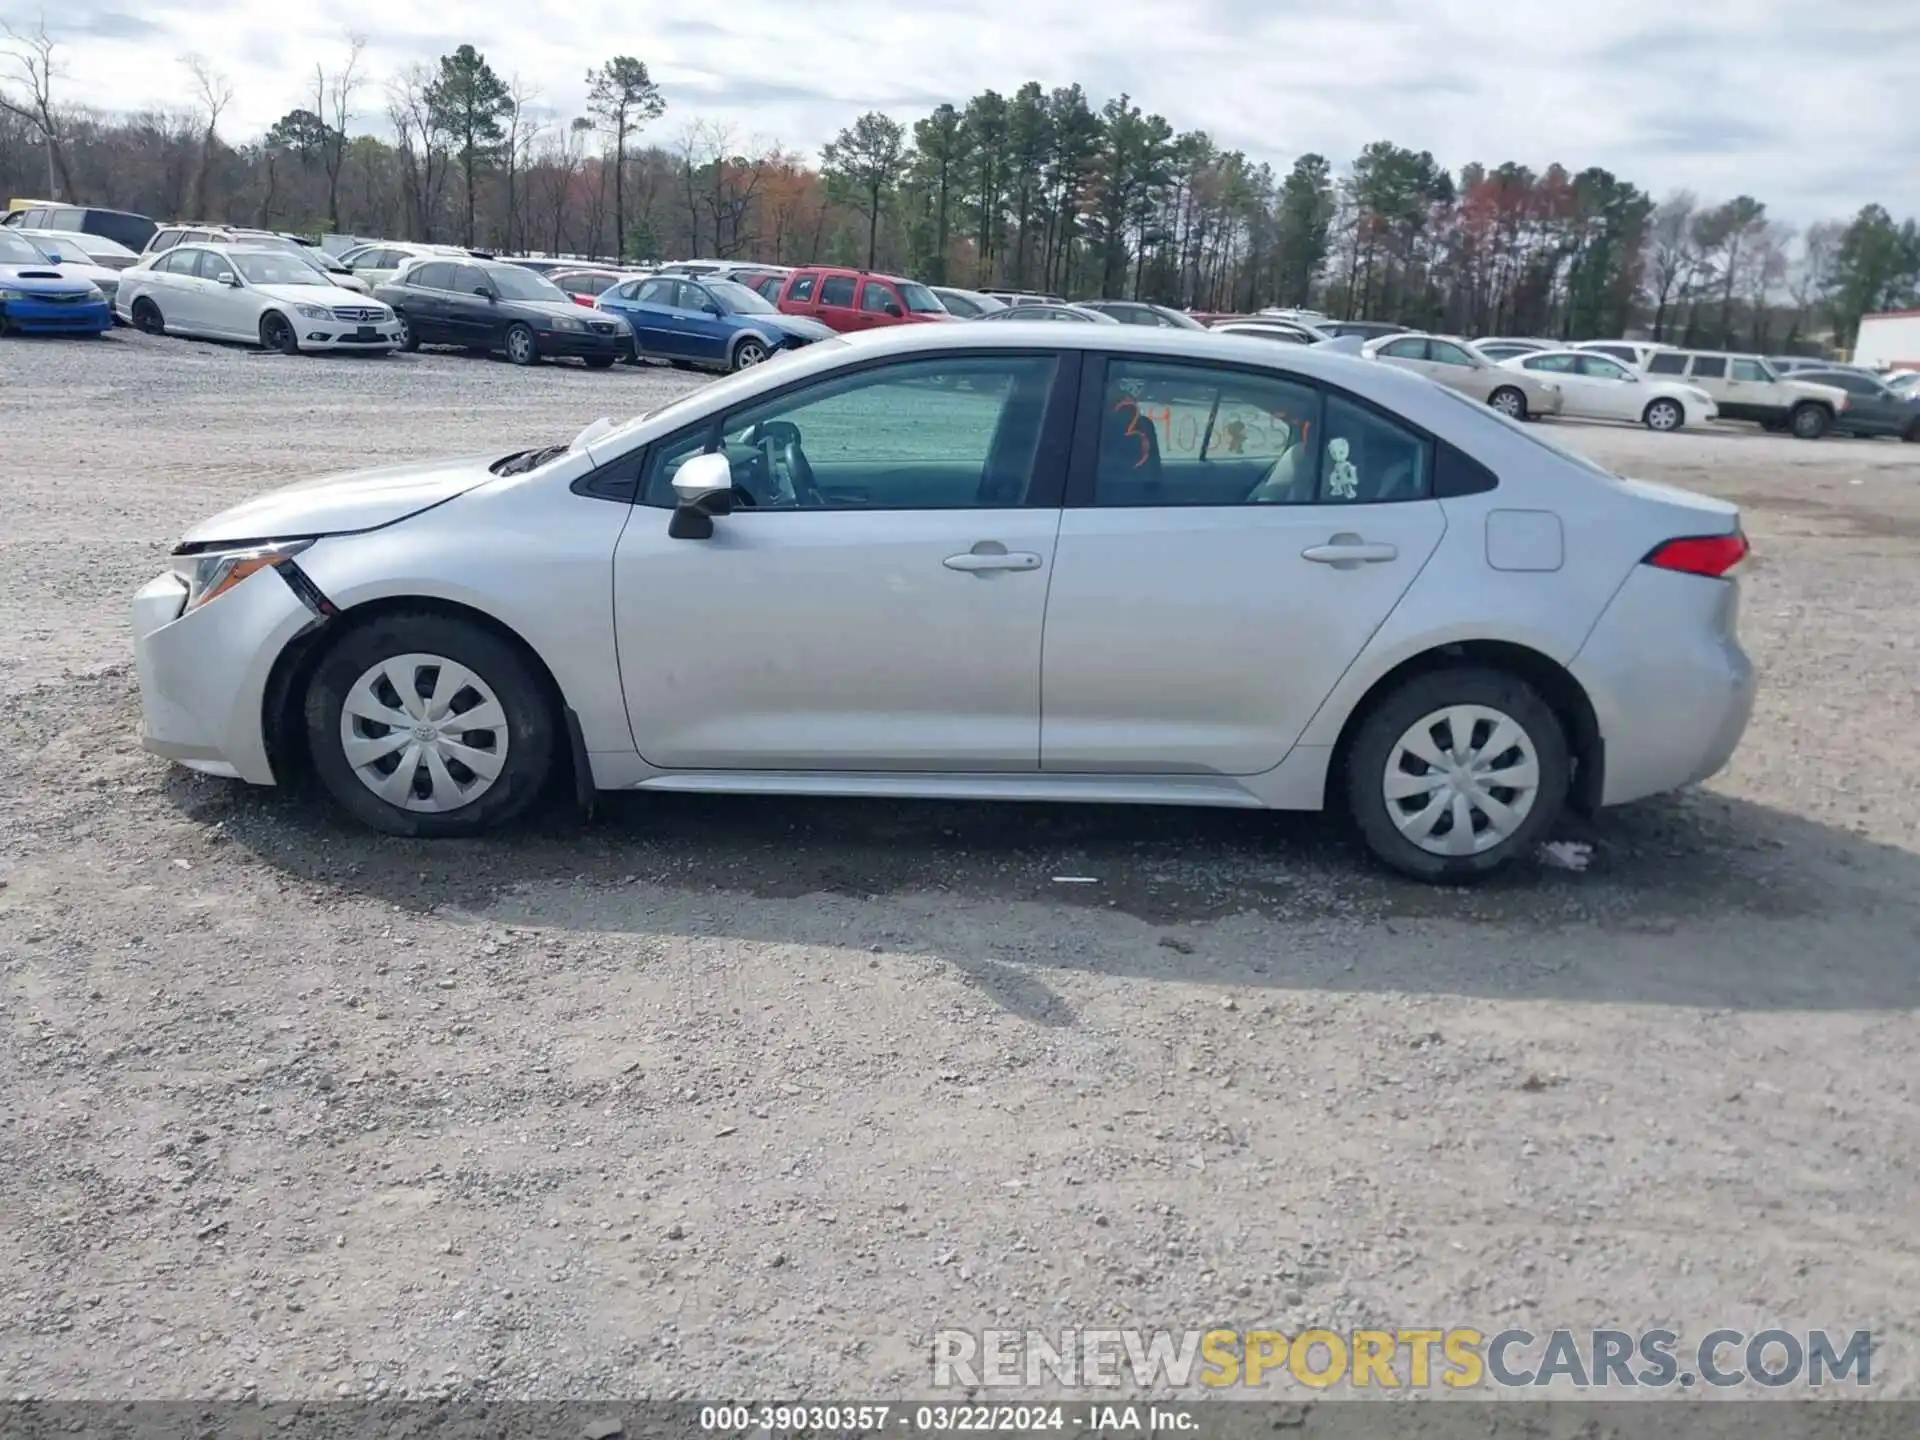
[129,324,1755,880]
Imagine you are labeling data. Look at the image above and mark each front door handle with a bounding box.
[945,542,1042,574]
[1303,534,1399,566]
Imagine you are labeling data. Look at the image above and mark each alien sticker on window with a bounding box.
[1326,436,1359,500]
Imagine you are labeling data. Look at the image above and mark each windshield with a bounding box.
[26,236,88,265]
[489,266,568,302]
[899,281,946,314]
[0,230,50,265]
[709,279,774,314]
[232,252,333,287]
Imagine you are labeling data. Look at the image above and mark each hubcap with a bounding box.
[339,653,509,813]
[738,345,764,367]
[511,331,531,360]
[1492,391,1522,417]
[1383,704,1540,857]
[1651,402,1678,430]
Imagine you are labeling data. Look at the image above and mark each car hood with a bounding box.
[38,260,117,286]
[0,265,93,293]
[757,313,835,341]
[1785,378,1848,406]
[510,299,586,320]
[253,283,369,307]
[177,455,498,547]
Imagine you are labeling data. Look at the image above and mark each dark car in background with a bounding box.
[1077,300,1207,329]
[373,258,630,367]
[597,274,833,371]
[3,202,156,253]
[1792,368,1920,440]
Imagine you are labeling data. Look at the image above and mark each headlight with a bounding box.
[545,315,583,332]
[83,282,105,300]
[0,287,26,301]
[169,540,313,613]
[294,303,332,320]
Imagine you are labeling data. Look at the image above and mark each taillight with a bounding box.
[1644,532,1749,578]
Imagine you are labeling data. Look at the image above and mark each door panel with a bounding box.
[616,509,1059,770]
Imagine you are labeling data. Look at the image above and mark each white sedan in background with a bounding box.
[16,232,132,312]
[337,240,474,289]
[117,243,401,355]
[1502,349,1717,432]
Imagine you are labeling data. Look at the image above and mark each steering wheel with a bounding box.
[745,419,825,507]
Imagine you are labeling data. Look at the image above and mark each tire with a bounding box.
[1642,397,1685,432]
[505,324,539,366]
[303,612,558,838]
[731,337,769,371]
[1488,386,1528,421]
[392,310,419,352]
[1789,403,1830,440]
[1342,666,1570,883]
[1760,418,1787,433]
[131,297,165,335]
[582,354,616,370]
[259,310,299,356]
[1903,418,1920,444]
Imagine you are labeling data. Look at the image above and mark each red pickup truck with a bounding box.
[775,267,955,333]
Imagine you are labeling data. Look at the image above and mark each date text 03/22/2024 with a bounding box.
[698,1404,1185,1434]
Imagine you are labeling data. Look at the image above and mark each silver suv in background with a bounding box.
[1642,350,1851,438]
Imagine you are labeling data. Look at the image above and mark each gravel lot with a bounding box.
[3,329,1919,1404]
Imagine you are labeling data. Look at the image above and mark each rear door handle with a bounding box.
[1302,536,1399,566]
[945,548,1042,574]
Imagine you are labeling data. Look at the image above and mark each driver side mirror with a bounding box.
[475,286,497,301]
[883,300,903,317]
[667,452,736,540]
[217,271,240,287]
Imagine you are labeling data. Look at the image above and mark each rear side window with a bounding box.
[1380,338,1427,360]
[1646,352,1687,375]
[150,230,182,251]
[788,274,817,302]
[1524,354,1579,372]
[410,262,451,290]
[820,275,856,307]
[1690,356,1728,379]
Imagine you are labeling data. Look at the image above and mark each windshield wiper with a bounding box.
[489,443,568,476]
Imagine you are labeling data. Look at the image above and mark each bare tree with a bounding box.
[501,75,544,253]
[1644,190,1697,342]
[181,53,234,220]
[387,62,450,240]
[0,19,78,199]
[313,35,364,233]
[1786,220,1843,346]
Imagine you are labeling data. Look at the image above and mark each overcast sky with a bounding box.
[6,0,1915,222]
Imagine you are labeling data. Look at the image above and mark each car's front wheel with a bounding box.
[260,311,300,355]
[304,612,557,837]
[1643,397,1685,432]
[1488,386,1528,421]
[1343,667,1569,882]
[392,310,418,352]
[1789,403,1830,440]
[732,338,769,371]
[505,324,540,366]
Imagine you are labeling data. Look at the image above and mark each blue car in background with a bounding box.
[0,228,113,337]
[597,274,834,372]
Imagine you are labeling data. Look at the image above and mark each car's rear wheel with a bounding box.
[1488,386,1528,421]
[1643,397,1684,432]
[732,338,769,371]
[1343,667,1569,882]
[304,613,557,838]
[260,311,299,356]
[505,324,539,366]
[1904,418,1920,444]
[131,297,165,335]
[1789,403,1830,440]
[392,310,418,352]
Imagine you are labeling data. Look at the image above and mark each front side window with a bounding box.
[1428,340,1478,368]
[819,275,856,307]
[1690,356,1728,379]
[196,251,240,283]
[858,279,898,314]
[643,355,1060,510]
[1380,338,1427,360]
[1729,359,1768,382]
[1092,360,1324,507]
[788,274,817,302]
[1646,352,1687,375]
[1579,355,1632,381]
